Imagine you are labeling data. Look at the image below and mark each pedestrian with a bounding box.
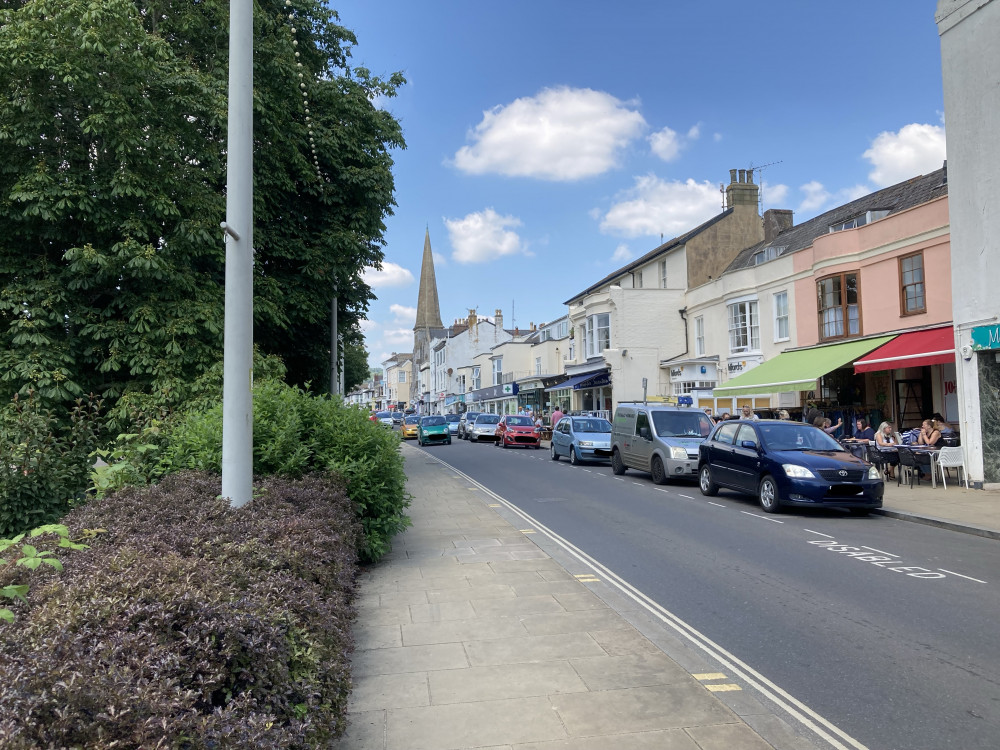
[776,409,790,420]
[719,410,731,421]
[550,404,565,428]
[740,405,759,421]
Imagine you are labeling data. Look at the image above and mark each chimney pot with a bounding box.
[729,168,737,183]
[738,169,746,183]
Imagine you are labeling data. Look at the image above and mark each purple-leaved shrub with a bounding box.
[0,471,361,748]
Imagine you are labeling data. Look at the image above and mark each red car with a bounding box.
[496,414,541,449]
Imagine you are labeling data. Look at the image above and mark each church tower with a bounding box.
[412,229,443,391]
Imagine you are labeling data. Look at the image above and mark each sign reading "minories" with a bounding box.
[970,325,1000,351]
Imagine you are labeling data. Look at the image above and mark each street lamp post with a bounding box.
[221,0,254,507]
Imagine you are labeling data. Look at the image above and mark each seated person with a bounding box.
[918,419,942,447]
[932,412,956,435]
[850,418,876,443]
[874,421,899,479]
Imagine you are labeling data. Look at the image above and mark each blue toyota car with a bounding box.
[698,419,883,515]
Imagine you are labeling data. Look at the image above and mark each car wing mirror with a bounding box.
[740,440,758,450]
[639,426,651,440]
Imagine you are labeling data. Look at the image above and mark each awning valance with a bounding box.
[544,369,609,392]
[853,326,954,373]
[713,337,893,397]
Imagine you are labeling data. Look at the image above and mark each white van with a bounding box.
[610,402,714,484]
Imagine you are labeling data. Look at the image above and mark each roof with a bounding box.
[724,166,948,274]
[563,208,733,305]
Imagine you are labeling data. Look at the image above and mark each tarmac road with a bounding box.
[417,435,1000,750]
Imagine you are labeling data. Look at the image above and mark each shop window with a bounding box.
[817,272,861,340]
[727,300,760,354]
[899,252,926,315]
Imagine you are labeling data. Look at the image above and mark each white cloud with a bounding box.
[361,262,414,288]
[389,304,416,325]
[382,327,413,347]
[599,175,722,238]
[432,251,448,267]
[452,86,646,181]
[649,127,681,162]
[445,208,526,263]
[611,244,633,262]
[863,123,946,187]
[798,181,831,214]
[761,181,789,206]
[687,124,701,140]
[713,133,723,142]
[359,318,378,333]
[841,184,871,202]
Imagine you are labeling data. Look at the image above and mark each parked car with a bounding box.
[401,414,420,440]
[391,411,404,426]
[374,411,394,427]
[445,413,461,435]
[610,403,713,484]
[551,416,612,464]
[468,413,500,442]
[417,415,452,446]
[698,419,884,514]
[496,414,540,449]
[459,411,482,440]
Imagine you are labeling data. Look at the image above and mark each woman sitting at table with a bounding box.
[874,421,899,479]
[918,418,942,447]
[932,413,956,435]
[852,417,876,443]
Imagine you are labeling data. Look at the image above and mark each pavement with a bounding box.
[334,443,1000,750]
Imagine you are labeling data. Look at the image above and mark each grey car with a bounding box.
[459,411,482,440]
[468,413,500,442]
[550,416,613,465]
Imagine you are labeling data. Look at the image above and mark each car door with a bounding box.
[730,423,763,492]
[628,410,653,470]
[553,420,569,455]
[706,422,740,487]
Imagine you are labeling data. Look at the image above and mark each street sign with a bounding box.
[970,324,1000,351]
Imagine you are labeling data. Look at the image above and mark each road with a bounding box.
[410,433,1000,750]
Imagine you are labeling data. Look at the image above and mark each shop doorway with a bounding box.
[895,374,932,431]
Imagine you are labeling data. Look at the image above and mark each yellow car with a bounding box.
[401,414,420,439]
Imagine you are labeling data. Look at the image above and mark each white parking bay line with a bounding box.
[740,511,784,524]
[633,482,644,486]
[938,568,988,583]
[707,501,725,507]
[655,488,670,493]
[804,529,834,538]
[678,494,694,499]
[583,469,592,473]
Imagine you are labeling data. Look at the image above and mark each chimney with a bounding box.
[763,209,794,242]
[468,308,477,328]
[725,166,760,209]
[530,322,536,332]
[494,308,503,330]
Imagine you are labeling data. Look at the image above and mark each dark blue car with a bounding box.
[698,419,883,515]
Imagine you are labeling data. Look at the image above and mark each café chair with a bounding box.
[895,447,921,488]
[936,446,969,489]
[865,444,890,480]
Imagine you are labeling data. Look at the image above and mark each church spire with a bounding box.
[414,228,443,330]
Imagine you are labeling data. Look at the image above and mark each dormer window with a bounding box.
[828,209,890,233]
[752,245,786,265]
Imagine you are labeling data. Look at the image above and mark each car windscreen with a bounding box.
[475,415,500,425]
[421,416,445,426]
[758,422,843,451]
[404,416,420,424]
[463,412,481,421]
[506,416,534,426]
[651,411,713,438]
[445,414,460,422]
[376,411,391,418]
[572,418,612,433]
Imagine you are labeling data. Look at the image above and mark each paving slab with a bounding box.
[351,643,469,676]
[513,729,702,750]
[349,671,430,712]
[465,632,607,666]
[428,662,588,704]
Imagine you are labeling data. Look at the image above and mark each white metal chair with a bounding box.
[935,446,969,489]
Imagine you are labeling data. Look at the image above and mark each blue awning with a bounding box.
[544,370,610,392]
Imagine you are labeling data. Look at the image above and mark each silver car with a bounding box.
[469,413,500,442]
[550,416,613,465]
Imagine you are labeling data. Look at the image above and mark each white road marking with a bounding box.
[632,482,644,486]
[741,511,784,524]
[583,469,592,473]
[679,494,695,499]
[655,488,670,493]
[707,502,725,507]
[938,568,987,583]
[861,545,898,557]
[804,529,834,538]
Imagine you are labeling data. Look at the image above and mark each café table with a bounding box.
[906,446,941,488]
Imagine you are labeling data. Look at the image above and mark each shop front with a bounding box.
[664,357,721,416]
[516,375,566,417]
[469,383,519,415]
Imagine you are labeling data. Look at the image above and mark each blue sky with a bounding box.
[340,0,947,368]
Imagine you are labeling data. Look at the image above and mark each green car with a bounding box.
[418,415,452,446]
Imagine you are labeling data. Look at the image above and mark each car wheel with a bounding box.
[570,446,581,465]
[758,475,782,513]
[502,438,508,448]
[699,464,719,496]
[550,444,559,461]
[446,439,452,445]
[611,449,627,475]
[651,455,667,485]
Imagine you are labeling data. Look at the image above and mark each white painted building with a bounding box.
[381,353,413,411]
[428,310,512,414]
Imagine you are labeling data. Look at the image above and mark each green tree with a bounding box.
[341,324,370,395]
[0,0,404,410]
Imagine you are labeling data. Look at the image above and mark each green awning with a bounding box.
[713,336,894,397]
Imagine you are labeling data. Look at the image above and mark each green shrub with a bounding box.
[0,394,101,537]
[0,472,361,747]
[162,383,409,562]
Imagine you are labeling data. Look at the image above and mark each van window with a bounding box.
[651,410,714,438]
[635,411,650,436]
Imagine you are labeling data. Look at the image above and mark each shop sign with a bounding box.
[502,383,520,395]
[670,368,683,378]
[970,325,1000,351]
[576,372,611,389]
[519,381,543,391]
[726,355,762,374]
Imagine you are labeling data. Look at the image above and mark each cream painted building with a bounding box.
[381,353,413,411]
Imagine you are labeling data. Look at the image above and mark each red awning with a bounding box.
[853,326,955,373]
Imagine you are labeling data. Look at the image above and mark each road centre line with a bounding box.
[420,448,870,750]
[741,511,784,524]
[938,568,987,583]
